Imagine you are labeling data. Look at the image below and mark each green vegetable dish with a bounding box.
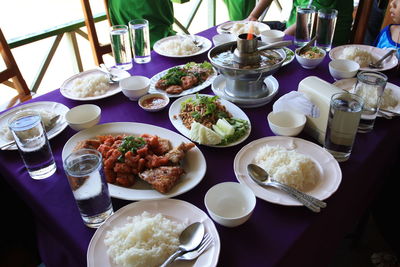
[177,94,250,146]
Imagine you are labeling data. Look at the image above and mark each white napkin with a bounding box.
[272,91,320,118]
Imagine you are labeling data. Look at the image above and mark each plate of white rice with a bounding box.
[216,21,270,36]
[234,136,342,206]
[329,44,398,71]
[153,35,212,58]
[60,68,130,101]
[87,199,220,267]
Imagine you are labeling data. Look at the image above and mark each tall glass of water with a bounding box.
[8,111,57,179]
[63,149,114,228]
[354,71,388,133]
[129,19,151,64]
[110,25,133,70]
[294,5,316,47]
[324,93,364,162]
[316,9,338,51]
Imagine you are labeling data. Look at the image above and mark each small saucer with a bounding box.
[211,75,279,108]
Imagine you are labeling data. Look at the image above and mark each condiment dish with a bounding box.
[295,47,326,69]
[260,29,285,44]
[138,93,170,112]
[65,104,101,131]
[329,59,360,80]
[204,182,256,227]
[267,111,306,136]
[120,75,150,101]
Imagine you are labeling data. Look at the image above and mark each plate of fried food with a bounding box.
[61,122,206,201]
[169,94,251,147]
[149,61,217,98]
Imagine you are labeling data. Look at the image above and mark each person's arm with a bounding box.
[247,0,274,21]
[284,24,296,36]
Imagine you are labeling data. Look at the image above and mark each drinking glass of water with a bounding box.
[8,111,57,179]
[129,19,151,64]
[324,92,364,162]
[110,25,133,70]
[294,5,316,47]
[316,8,338,51]
[63,149,114,228]
[353,71,388,133]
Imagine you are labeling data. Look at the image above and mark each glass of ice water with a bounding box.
[316,8,338,51]
[294,5,316,47]
[129,19,151,64]
[8,111,57,179]
[110,25,133,70]
[63,149,114,228]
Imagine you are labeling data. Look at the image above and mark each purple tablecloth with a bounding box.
[1,26,400,267]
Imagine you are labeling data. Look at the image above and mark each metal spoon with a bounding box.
[297,35,317,55]
[369,49,396,69]
[247,164,327,212]
[257,40,293,52]
[160,222,205,267]
[98,64,118,83]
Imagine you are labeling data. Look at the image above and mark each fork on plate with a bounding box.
[176,232,213,261]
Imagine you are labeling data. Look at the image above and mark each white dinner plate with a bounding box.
[329,44,398,71]
[211,75,279,108]
[60,69,130,101]
[149,64,217,98]
[153,35,212,58]
[0,101,69,150]
[168,94,251,147]
[61,122,206,201]
[217,21,270,35]
[333,78,400,117]
[87,199,220,267]
[234,136,342,206]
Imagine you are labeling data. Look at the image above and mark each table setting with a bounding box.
[1,18,400,267]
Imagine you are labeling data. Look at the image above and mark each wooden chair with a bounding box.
[351,0,375,44]
[0,28,32,110]
[80,0,112,66]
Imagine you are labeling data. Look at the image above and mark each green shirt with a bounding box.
[108,0,175,48]
[223,0,256,21]
[287,0,354,45]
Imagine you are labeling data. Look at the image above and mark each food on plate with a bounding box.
[158,37,201,56]
[104,211,187,267]
[75,133,195,193]
[283,48,294,63]
[338,47,376,68]
[69,73,110,98]
[155,61,214,94]
[254,145,318,191]
[230,22,261,36]
[380,88,399,109]
[298,46,324,59]
[352,84,399,109]
[174,94,250,145]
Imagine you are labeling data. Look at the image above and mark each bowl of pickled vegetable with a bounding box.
[295,46,326,69]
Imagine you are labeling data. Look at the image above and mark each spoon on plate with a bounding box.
[247,164,326,212]
[98,64,119,83]
[369,49,396,69]
[160,222,205,267]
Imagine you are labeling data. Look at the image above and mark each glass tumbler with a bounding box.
[129,19,151,64]
[315,8,338,51]
[110,25,133,70]
[294,5,316,47]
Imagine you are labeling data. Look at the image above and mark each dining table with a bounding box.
[1,25,400,267]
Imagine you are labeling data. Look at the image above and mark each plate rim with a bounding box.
[153,35,212,58]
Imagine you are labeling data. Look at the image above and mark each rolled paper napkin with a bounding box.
[272,91,320,118]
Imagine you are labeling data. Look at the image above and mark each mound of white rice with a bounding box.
[380,88,399,109]
[104,212,187,267]
[231,22,260,36]
[352,84,399,110]
[70,73,109,98]
[339,47,376,68]
[254,145,318,191]
[159,38,200,56]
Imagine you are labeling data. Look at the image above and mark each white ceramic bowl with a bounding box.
[138,93,170,112]
[65,104,101,131]
[329,59,360,80]
[295,47,326,69]
[120,76,150,101]
[204,182,256,227]
[260,29,285,43]
[212,33,236,46]
[267,111,306,136]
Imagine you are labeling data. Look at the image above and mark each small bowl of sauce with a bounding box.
[138,93,170,112]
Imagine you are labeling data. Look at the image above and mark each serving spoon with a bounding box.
[369,49,396,69]
[247,164,326,212]
[297,35,317,55]
[257,40,293,52]
[160,222,205,267]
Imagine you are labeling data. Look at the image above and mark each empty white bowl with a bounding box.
[212,33,236,46]
[138,93,170,112]
[267,111,306,136]
[120,76,150,101]
[329,59,360,81]
[295,47,326,69]
[204,182,256,227]
[260,29,285,44]
[65,104,101,131]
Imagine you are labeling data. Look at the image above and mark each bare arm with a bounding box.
[247,0,274,21]
[284,24,296,36]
